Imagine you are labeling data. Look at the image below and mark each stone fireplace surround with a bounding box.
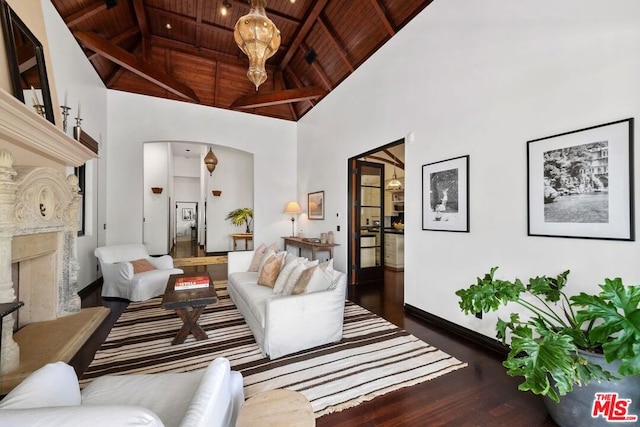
[0,88,102,390]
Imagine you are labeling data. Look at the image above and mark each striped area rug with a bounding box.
[82,281,467,417]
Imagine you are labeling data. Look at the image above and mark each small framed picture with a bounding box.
[422,155,469,232]
[308,191,325,220]
[182,208,194,221]
[527,118,634,241]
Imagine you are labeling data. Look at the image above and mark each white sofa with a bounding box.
[227,250,347,359]
[0,358,244,427]
[95,244,183,301]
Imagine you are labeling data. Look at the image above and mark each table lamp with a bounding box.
[284,201,303,237]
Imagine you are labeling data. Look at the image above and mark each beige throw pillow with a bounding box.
[257,253,285,288]
[281,260,319,295]
[248,243,277,272]
[273,257,304,294]
[291,265,318,295]
[248,243,267,272]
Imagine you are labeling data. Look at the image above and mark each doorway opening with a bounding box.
[348,138,405,292]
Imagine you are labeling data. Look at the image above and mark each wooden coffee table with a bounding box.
[236,389,315,427]
[161,273,217,345]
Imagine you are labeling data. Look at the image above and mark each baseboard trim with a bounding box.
[78,277,102,300]
[404,304,509,356]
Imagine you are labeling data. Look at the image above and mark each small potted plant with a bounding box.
[225,207,253,234]
[456,267,640,427]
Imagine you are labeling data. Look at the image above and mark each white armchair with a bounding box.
[0,358,244,427]
[94,244,183,301]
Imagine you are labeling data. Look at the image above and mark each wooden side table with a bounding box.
[237,389,315,427]
[282,236,339,261]
[231,233,253,251]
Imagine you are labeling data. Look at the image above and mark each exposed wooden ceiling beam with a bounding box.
[231,86,326,109]
[382,148,404,168]
[370,0,395,36]
[88,26,140,61]
[132,0,152,62]
[275,71,297,120]
[74,31,199,102]
[284,68,315,109]
[65,1,106,28]
[317,17,353,72]
[279,0,329,71]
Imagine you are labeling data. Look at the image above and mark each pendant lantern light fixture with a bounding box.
[204,147,218,176]
[233,0,281,90]
[386,166,403,190]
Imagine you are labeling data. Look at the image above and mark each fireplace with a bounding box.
[0,88,99,388]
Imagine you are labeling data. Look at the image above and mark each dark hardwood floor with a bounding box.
[73,241,556,426]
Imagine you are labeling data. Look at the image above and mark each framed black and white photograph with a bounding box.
[182,208,194,221]
[422,155,469,232]
[527,118,634,241]
[308,191,325,220]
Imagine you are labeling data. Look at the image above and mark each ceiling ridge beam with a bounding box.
[382,148,404,169]
[370,0,395,36]
[65,1,106,28]
[279,0,329,71]
[231,86,326,109]
[74,31,199,102]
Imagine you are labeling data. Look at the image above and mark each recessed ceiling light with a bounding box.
[165,23,172,30]
[221,0,232,16]
[290,0,296,3]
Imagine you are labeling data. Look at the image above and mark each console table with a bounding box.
[231,233,253,251]
[282,237,339,261]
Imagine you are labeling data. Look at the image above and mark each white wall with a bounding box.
[143,143,170,254]
[41,0,108,290]
[297,0,640,338]
[204,145,254,252]
[107,91,297,251]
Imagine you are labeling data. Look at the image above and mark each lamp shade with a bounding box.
[233,0,281,90]
[204,147,218,176]
[284,201,302,215]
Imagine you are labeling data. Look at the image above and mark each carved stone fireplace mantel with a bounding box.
[0,88,96,374]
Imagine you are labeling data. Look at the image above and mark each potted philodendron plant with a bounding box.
[225,207,253,233]
[456,267,640,427]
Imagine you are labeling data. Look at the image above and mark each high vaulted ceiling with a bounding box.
[50,0,433,121]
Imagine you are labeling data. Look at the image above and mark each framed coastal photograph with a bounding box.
[182,208,194,221]
[527,118,634,241]
[308,191,325,220]
[422,155,469,232]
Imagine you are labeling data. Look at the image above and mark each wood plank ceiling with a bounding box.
[50,0,434,121]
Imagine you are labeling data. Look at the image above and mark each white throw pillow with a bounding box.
[305,259,335,293]
[281,259,319,295]
[0,362,81,409]
[273,257,304,294]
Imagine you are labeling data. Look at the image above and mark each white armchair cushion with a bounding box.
[0,362,81,409]
[0,405,164,426]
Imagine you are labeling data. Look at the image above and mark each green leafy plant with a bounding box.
[225,208,253,233]
[455,267,640,402]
